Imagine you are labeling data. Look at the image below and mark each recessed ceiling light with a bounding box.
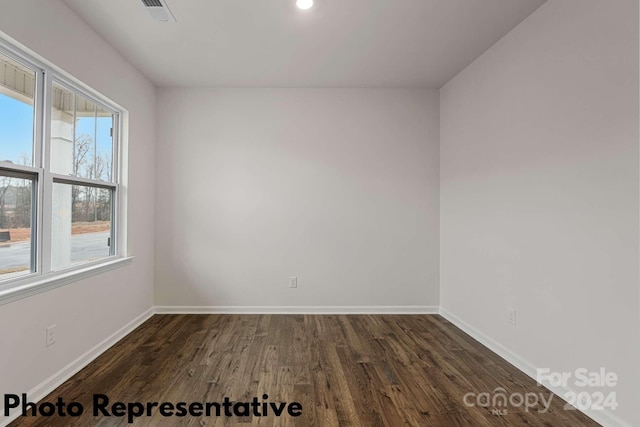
[296,0,313,10]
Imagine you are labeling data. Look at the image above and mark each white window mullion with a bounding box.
[111,113,122,257]
[32,69,46,275]
[31,170,42,274]
[40,71,54,275]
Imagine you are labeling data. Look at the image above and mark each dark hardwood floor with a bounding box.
[9,315,598,426]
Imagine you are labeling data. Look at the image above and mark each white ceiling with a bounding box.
[63,0,545,88]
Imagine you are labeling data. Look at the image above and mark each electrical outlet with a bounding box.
[289,277,297,288]
[46,325,56,347]
[508,309,517,326]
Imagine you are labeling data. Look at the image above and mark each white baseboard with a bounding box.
[439,307,630,427]
[154,305,440,314]
[0,307,154,427]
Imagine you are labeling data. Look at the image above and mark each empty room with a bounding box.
[0,0,638,426]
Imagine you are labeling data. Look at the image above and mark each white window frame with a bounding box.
[0,36,132,306]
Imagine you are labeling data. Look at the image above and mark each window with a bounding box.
[0,39,125,299]
[0,172,35,280]
[49,81,117,271]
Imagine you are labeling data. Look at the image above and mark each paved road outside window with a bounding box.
[0,231,110,270]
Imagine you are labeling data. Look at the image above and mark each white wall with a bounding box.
[0,0,156,421]
[440,0,639,425]
[156,88,439,309]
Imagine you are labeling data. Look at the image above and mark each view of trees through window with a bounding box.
[1,51,117,279]
[0,174,32,278]
[0,176,32,230]
[52,183,112,270]
[68,132,112,224]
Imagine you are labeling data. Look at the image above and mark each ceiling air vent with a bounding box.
[141,0,176,23]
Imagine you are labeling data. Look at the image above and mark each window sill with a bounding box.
[0,256,134,307]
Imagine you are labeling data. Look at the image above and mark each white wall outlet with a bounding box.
[46,325,57,347]
[289,277,297,288]
[508,309,517,326]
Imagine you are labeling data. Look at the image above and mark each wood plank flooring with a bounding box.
[9,315,599,426]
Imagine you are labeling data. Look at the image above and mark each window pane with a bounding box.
[0,174,33,280]
[50,84,114,182]
[52,183,112,270]
[96,107,113,182]
[0,53,36,166]
[74,95,96,179]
